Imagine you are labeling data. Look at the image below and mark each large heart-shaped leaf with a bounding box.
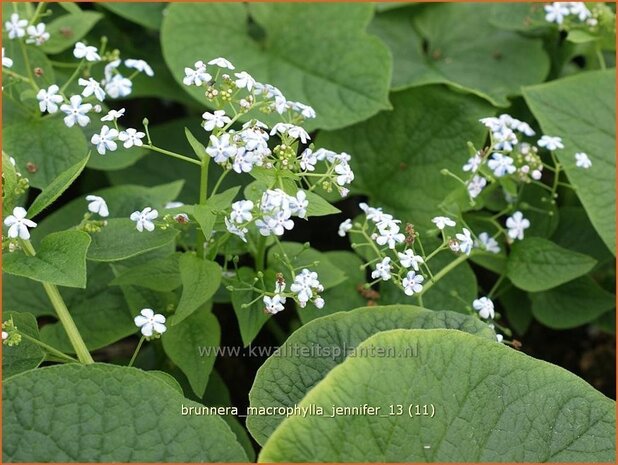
[259,329,616,462]
[369,3,549,106]
[2,364,249,462]
[317,86,493,232]
[161,2,392,130]
[247,305,495,445]
[99,3,166,30]
[524,70,616,254]
[4,230,91,288]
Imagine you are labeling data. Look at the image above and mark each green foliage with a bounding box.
[2,312,45,379]
[259,329,615,462]
[41,11,103,54]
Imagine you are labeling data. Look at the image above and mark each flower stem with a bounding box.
[19,332,78,363]
[196,156,211,257]
[20,240,94,364]
[60,59,85,94]
[210,170,230,197]
[128,336,145,367]
[418,254,469,297]
[143,144,201,166]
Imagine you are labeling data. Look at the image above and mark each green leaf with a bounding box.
[58,2,81,15]
[161,2,392,130]
[230,267,272,347]
[162,306,220,397]
[524,70,616,254]
[369,3,549,106]
[4,230,91,288]
[2,151,19,212]
[3,118,88,190]
[267,241,346,290]
[185,127,208,161]
[111,253,182,291]
[247,305,496,445]
[299,251,368,324]
[192,205,216,239]
[317,86,493,232]
[2,364,249,461]
[87,219,179,262]
[531,276,616,329]
[3,45,54,102]
[99,3,166,30]
[41,12,103,54]
[28,154,89,218]
[34,182,184,240]
[499,287,533,336]
[259,329,615,462]
[507,237,597,292]
[489,3,549,32]
[170,254,222,325]
[304,191,340,217]
[2,312,45,379]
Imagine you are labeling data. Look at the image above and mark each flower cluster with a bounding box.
[2,317,22,347]
[544,2,593,25]
[260,269,325,314]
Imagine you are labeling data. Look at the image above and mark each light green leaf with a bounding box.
[259,329,615,462]
[3,118,88,190]
[369,3,549,106]
[87,219,179,262]
[2,312,45,379]
[111,253,182,291]
[489,3,549,32]
[248,305,495,445]
[507,237,597,292]
[162,306,220,397]
[524,70,616,254]
[99,3,166,30]
[192,205,216,240]
[161,2,392,130]
[317,86,493,232]
[304,191,340,217]
[531,276,615,329]
[41,12,103,54]
[2,364,249,461]
[267,241,346,290]
[299,251,368,324]
[185,127,208,161]
[28,154,89,218]
[4,230,90,288]
[230,267,272,347]
[170,254,221,325]
[58,2,81,14]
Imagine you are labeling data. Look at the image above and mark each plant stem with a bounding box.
[128,336,145,367]
[210,170,230,197]
[196,157,211,257]
[418,254,469,296]
[18,40,38,91]
[29,1,46,25]
[60,59,85,94]
[20,240,94,364]
[143,144,201,166]
[19,332,78,363]
[255,235,267,271]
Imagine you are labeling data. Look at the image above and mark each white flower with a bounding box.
[2,331,7,341]
[36,85,64,114]
[134,308,166,337]
[234,71,255,90]
[544,2,571,24]
[335,161,355,186]
[4,207,37,240]
[78,77,106,101]
[575,152,592,169]
[476,232,500,254]
[2,48,13,68]
[165,201,184,209]
[202,110,231,132]
[124,59,154,77]
[456,228,474,256]
[487,153,516,177]
[371,257,392,281]
[208,57,234,69]
[230,200,254,224]
[85,195,109,217]
[432,216,456,230]
[473,297,495,319]
[398,249,424,271]
[290,269,323,307]
[538,135,564,151]
[402,271,424,296]
[288,191,308,219]
[5,14,27,39]
[101,108,125,122]
[183,60,211,86]
[256,211,294,236]
[287,101,316,119]
[91,125,119,155]
[314,297,325,309]
[463,153,482,172]
[299,148,317,171]
[206,133,237,164]
[338,219,352,237]
[467,175,487,199]
[60,95,92,127]
[270,123,310,144]
[375,220,405,249]
[506,211,530,241]
[105,74,132,98]
[225,217,248,242]
[263,295,285,314]
[73,41,101,62]
[25,22,49,46]
[130,207,158,232]
[118,128,145,148]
